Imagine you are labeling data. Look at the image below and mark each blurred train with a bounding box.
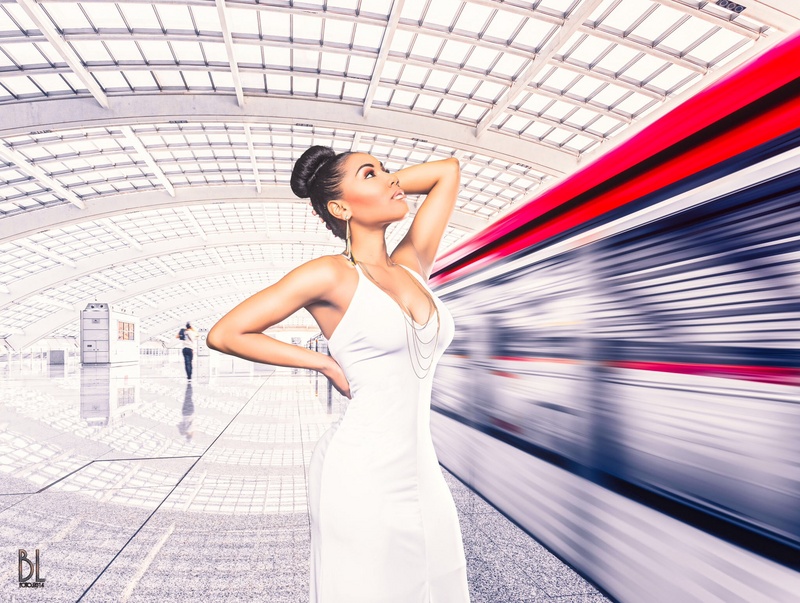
[428,31,800,603]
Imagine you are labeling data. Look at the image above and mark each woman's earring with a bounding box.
[344,216,354,264]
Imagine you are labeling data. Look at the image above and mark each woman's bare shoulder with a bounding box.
[299,253,353,275]
[286,253,353,304]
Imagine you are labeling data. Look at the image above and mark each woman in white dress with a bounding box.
[207,146,470,602]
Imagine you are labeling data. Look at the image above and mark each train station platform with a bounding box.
[0,354,610,602]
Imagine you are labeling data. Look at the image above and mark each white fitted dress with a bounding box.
[308,262,470,602]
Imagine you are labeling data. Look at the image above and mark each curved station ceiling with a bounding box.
[1,0,797,350]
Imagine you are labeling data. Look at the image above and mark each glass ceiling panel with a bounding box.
[0,0,780,346]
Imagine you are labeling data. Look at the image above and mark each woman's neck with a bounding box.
[349,224,392,266]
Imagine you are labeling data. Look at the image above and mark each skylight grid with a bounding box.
[698,1,770,34]
[135,292,253,318]
[354,134,455,166]
[0,0,769,111]
[219,243,271,265]
[105,261,164,285]
[165,248,225,272]
[191,203,264,234]
[460,175,530,200]
[461,152,549,181]
[589,3,760,70]
[0,245,57,282]
[48,278,111,308]
[0,180,55,211]
[0,0,780,348]
[383,1,756,130]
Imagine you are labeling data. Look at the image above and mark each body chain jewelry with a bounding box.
[360,258,441,379]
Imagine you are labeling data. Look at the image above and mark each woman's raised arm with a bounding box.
[391,156,460,279]
[206,255,339,372]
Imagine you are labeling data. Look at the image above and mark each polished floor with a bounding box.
[0,354,610,602]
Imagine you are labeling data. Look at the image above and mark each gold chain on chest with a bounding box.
[353,258,441,379]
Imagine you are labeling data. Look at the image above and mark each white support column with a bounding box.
[350,131,362,152]
[363,0,405,116]
[0,143,85,209]
[120,126,175,197]
[476,0,606,137]
[216,0,245,107]
[16,0,109,109]
[244,124,261,192]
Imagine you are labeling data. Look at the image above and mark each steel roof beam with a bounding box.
[372,56,638,121]
[99,217,143,251]
[653,0,761,38]
[93,272,126,291]
[378,80,609,139]
[182,206,207,241]
[0,142,86,209]
[739,0,800,31]
[0,94,575,176]
[15,0,109,108]
[152,257,177,276]
[243,124,261,192]
[476,0,606,137]
[14,240,76,267]
[364,0,405,116]
[120,126,175,197]
[215,0,245,107]
[578,25,707,73]
[0,185,488,244]
[459,0,565,27]
[554,61,665,100]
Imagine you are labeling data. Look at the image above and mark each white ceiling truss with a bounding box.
[0,0,795,349]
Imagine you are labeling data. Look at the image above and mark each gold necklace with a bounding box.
[355,257,441,380]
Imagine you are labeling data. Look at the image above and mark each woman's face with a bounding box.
[330,153,408,226]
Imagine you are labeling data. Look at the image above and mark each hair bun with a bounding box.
[291,145,336,198]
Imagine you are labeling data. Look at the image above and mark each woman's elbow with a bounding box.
[446,156,461,173]
[206,327,225,352]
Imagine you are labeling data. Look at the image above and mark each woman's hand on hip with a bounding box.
[321,355,351,399]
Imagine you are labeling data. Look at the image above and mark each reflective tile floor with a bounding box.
[0,356,610,603]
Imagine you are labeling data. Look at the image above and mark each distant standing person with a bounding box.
[178,322,196,380]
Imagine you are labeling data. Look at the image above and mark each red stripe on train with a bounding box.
[488,356,799,386]
[432,31,800,283]
[434,93,800,286]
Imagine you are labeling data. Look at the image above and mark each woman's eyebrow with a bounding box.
[356,162,375,174]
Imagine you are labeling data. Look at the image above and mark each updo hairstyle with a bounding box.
[290,146,353,240]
